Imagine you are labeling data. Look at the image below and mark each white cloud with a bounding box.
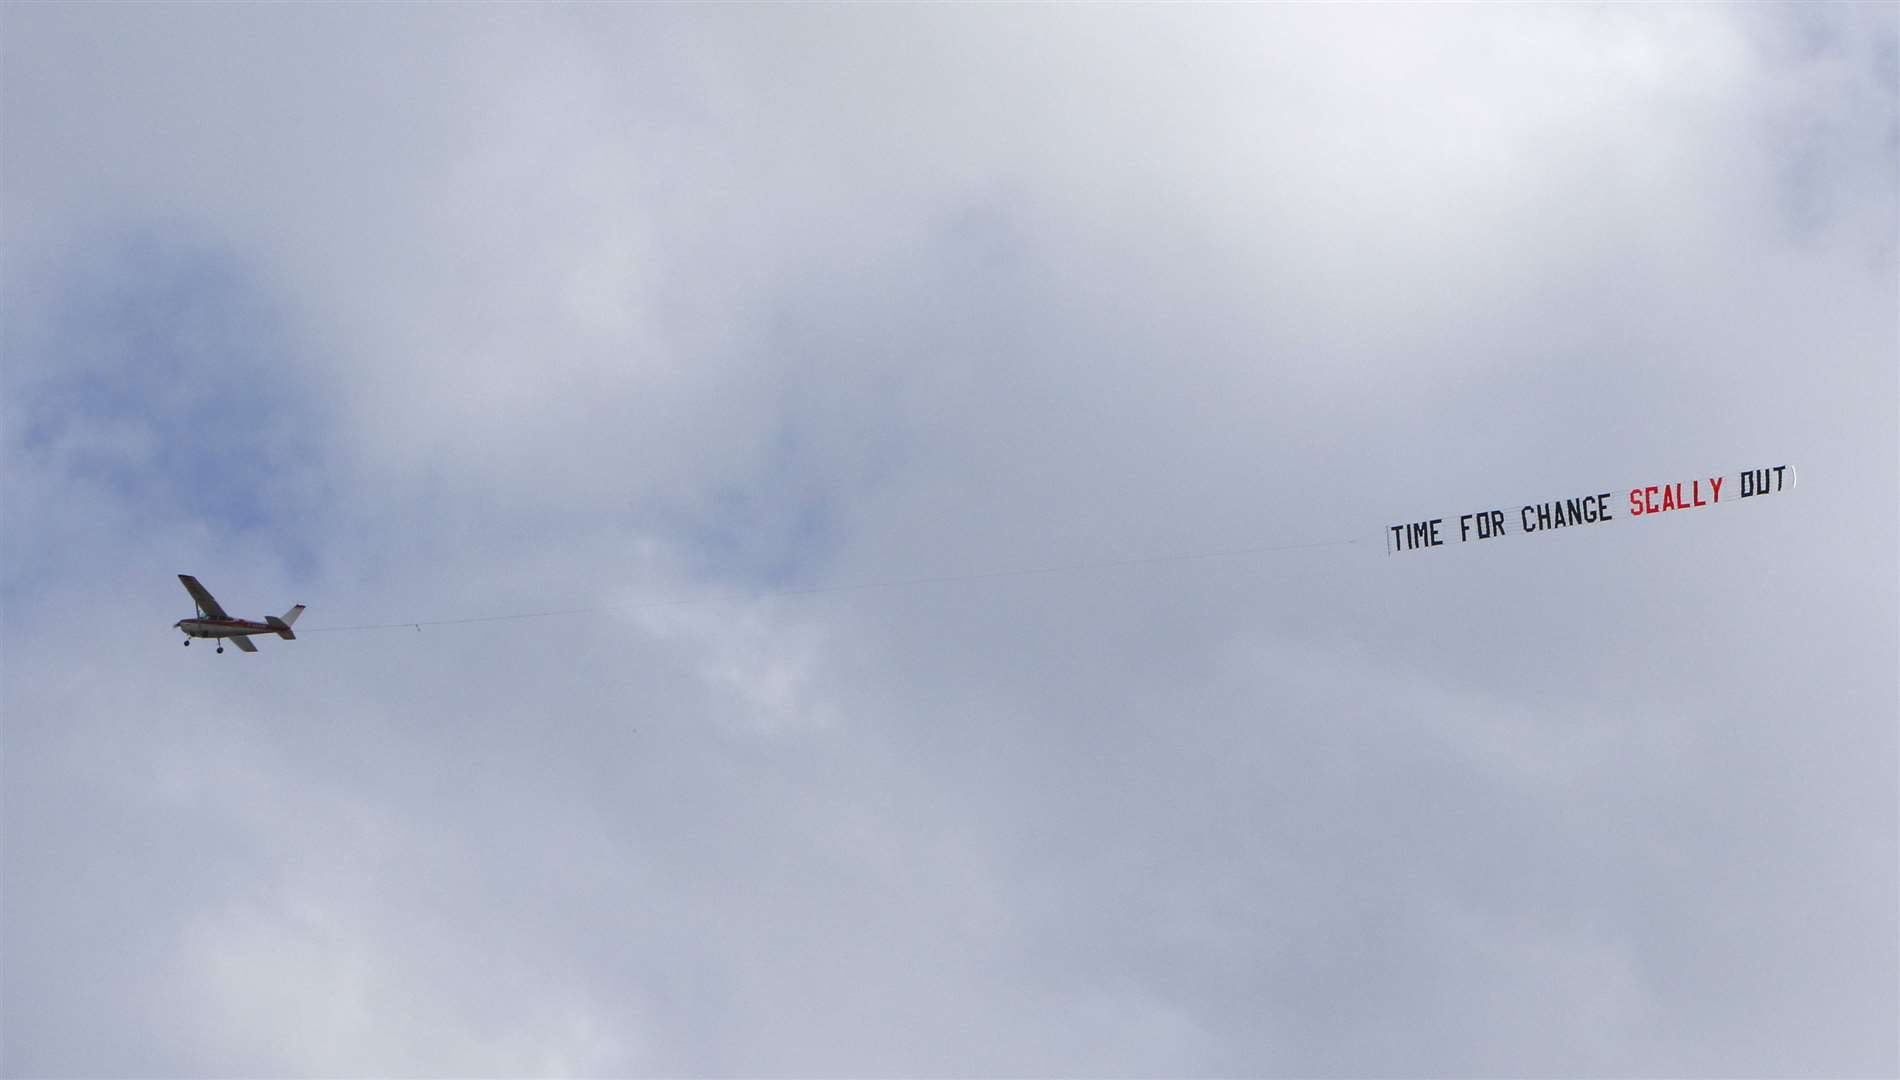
[4,4,1893,1076]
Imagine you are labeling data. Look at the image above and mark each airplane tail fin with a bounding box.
[267,604,305,640]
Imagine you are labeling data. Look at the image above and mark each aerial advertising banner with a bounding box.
[1387,465,1796,554]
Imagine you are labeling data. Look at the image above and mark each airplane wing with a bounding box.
[178,575,230,620]
[230,635,258,653]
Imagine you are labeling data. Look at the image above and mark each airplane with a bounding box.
[175,574,304,654]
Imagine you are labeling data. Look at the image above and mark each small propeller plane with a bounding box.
[175,574,304,654]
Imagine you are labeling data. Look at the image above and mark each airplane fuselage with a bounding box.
[175,618,276,640]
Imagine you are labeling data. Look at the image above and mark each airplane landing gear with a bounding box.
[183,639,190,646]
[216,644,224,654]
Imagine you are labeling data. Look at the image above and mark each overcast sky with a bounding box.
[3,4,1895,1077]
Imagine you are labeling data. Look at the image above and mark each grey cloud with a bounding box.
[3,4,1893,1077]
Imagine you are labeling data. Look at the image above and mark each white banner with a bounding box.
[1387,465,1796,554]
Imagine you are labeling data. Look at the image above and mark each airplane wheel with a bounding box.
[183,640,190,646]
[217,646,224,654]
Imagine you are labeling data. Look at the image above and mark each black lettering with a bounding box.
[1536,503,1553,530]
[1459,514,1473,542]
[1427,519,1444,547]
[1773,465,1787,492]
[1489,510,1506,537]
[1521,505,1537,532]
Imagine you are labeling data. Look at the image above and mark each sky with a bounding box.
[2,4,1895,1076]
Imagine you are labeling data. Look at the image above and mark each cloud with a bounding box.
[4,4,1894,1076]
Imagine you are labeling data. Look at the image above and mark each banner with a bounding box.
[1386,465,1796,554]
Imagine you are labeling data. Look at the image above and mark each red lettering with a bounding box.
[1644,485,1660,514]
[1629,489,1644,516]
[1660,484,1677,512]
[1692,479,1705,507]
[1709,475,1723,503]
